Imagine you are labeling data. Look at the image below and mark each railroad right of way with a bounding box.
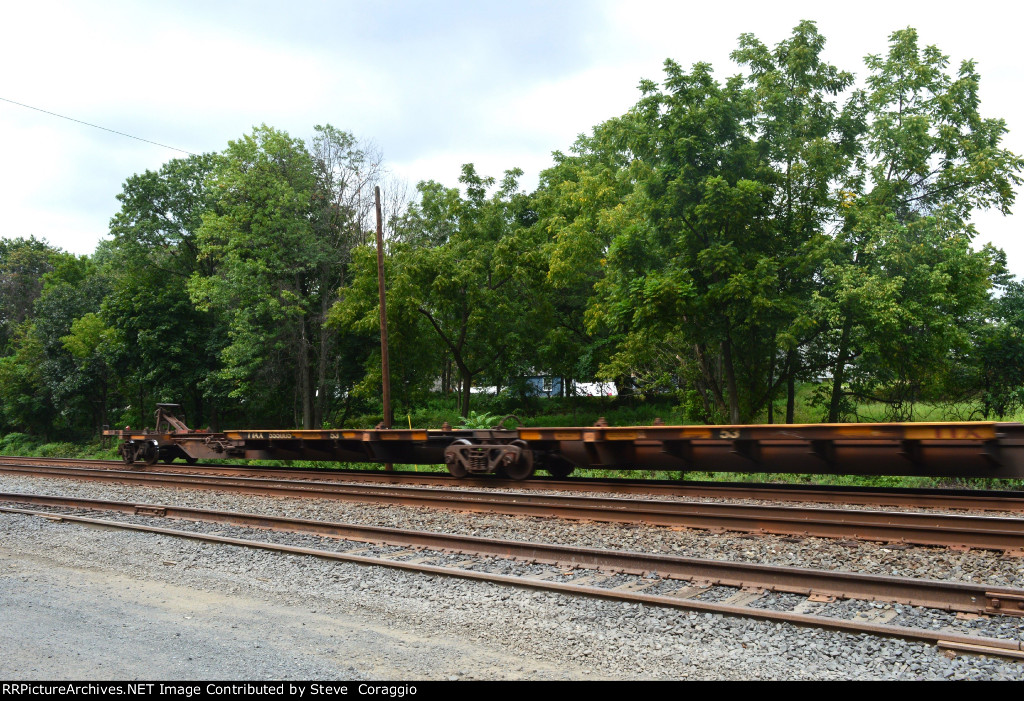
[3,469,1024,679]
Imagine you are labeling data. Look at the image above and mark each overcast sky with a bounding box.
[2,0,1022,274]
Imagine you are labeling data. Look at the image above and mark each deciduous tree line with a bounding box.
[2,24,1022,438]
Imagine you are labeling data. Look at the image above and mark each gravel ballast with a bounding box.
[4,475,1023,587]
[2,473,1024,679]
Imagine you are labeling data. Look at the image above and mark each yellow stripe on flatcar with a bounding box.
[674,428,714,439]
[517,430,582,441]
[904,425,996,440]
[380,431,428,441]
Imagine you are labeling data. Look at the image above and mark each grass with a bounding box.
[0,432,119,461]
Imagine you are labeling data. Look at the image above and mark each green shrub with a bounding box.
[0,432,33,454]
[35,442,80,457]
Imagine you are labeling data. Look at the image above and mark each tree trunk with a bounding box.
[96,375,108,437]
[614,376,633,399]
[138,387,145,430]
[786,349,797,424]
[692,343,728,417]
[190,386,203,429]
[315,293,331,429]
[101,377,108,432]
[460,369,472,417]
[299,317,313,429]
[722,341,741,424]
[828,319,853,423]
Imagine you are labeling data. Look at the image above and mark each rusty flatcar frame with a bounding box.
[103,408,1024,480]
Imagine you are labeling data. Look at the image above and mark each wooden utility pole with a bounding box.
[375,186,394,470]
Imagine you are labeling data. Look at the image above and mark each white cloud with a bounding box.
[0,0,1021,271]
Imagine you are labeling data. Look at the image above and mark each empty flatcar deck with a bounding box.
[105,406,1024,480]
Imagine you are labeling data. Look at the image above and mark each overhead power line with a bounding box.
[0,96,197,156]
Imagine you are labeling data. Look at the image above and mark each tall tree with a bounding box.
[965,278,1024,418]
[338,164,546,417]
[189,125,322,427]
[189,124,387,428]
[27,253,112,437]
[306,125,394,426]
[0,237,65,353]
[105,153,223,428]
[731,21,863,421]
[819,28,1023,420]
[584,58,779,423]
[533,124,639,396]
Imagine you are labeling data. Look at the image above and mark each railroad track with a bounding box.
[2,491,1022,659]
[3,453,1023,513]
[4,462,1024,553]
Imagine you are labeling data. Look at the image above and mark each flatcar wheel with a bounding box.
[545,460,575,479]
[500,461,534,481]
[140,443,159,466]
[501,440,534,481]
[445,438,470,478]
[119,443,136,465]
[162,456,176,464]
[184,456,198,466]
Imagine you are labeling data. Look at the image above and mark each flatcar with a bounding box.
[102,404,1024,481]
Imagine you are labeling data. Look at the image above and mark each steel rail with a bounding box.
[4,463,1024,553]
[2,491,1023,615]
[3,454,1024,513]
[203,470,1024,513]
[2,496,1022,659]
